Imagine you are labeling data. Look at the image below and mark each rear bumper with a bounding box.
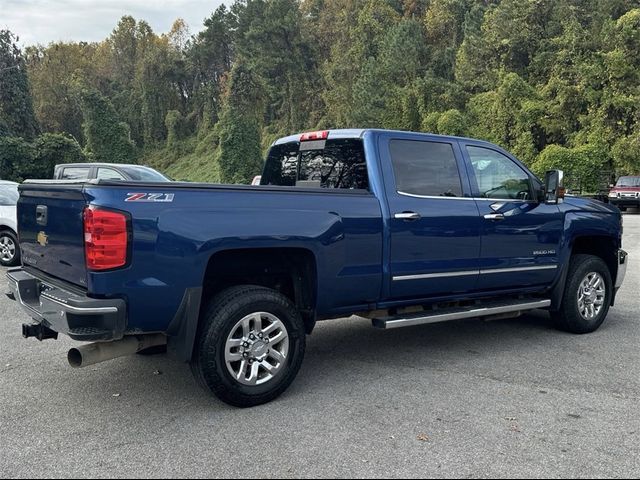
[616,249,628,290]
[6,268,126,341]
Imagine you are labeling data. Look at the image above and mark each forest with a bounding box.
[1,0,640,192]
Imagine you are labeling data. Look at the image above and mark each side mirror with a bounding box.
[544,170,565,204]
[251,175,262,186]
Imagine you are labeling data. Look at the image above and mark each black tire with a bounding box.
[0,230,20,267]
[551,254,613,334]
[190,285,306,408]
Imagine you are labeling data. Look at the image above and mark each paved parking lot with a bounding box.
[1,214,639,479]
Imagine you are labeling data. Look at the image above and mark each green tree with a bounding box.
[26,41,98,143]
[32,133,85,178]
[0,30,39,139]
[0,136,35,181]
[79,88,137,163]
[215,60,265,184]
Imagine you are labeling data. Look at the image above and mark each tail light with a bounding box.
[83,206,129,271]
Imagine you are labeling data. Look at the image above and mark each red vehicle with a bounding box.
[609,176,640,211]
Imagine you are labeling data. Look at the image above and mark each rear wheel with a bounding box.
[0,230,20,267]
[190,285,306,408]
[551,254,612,334]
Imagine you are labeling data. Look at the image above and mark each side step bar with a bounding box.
[372,299,551,330]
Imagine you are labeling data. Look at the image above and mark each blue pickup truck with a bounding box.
[8,129,628,407]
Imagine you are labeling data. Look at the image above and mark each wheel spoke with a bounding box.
[246,361,260,385]
[227,338,243,348]
[236,360,249,381]
[260,359,277,373]
[241,317,252,338]
[262,321,280,336]
[252,313,263,332]
[270,331,287,347]
[225,351,243,363]
[269,348,285,364]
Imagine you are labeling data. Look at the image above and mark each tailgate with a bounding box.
[18,182,88,288]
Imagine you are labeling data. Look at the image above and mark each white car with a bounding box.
[0,181,20,267]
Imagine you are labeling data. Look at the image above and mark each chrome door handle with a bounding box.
[484,213,505,221]
[394,212,421,221]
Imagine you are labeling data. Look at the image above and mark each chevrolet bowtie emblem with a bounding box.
[37,231,48,247]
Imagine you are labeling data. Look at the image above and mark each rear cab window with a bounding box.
[261,137,369,190]
[60,167,91,180]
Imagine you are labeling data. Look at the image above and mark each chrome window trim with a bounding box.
[397,191,476,201]
[396,191,538,203]
[392,264,557,281]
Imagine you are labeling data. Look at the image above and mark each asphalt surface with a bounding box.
[1,215,639,479]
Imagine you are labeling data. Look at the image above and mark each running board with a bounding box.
[372,299,551,330]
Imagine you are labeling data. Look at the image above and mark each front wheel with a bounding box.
[551,254,613,334]
[0,230,20,267]
[190,285,306,408]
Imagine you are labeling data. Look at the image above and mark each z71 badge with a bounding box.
[125,193,175,203]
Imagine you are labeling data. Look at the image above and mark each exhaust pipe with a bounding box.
[68,334,167,368]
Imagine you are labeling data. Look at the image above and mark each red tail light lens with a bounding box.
[83,206,129,271]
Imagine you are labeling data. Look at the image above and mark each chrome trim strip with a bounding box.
[392,265,557,281]
[393,270,480,281]
[480,265,558,275]
[373,299,552,329]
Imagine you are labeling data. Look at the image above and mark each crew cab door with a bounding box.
[378,133,482,300]
[460,142,563,290]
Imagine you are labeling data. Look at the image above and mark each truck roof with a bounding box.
[272,128,496,147]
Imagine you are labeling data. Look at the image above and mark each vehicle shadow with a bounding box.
[70,310,565,410]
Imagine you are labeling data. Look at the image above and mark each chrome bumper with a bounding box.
[616,250,628,289]
[7,268,126,342]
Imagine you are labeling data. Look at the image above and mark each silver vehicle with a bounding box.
[0,181,19,267]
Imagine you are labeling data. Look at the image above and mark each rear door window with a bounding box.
[262,138,369,190]
[60,167,91,180]
[389,140,463,197]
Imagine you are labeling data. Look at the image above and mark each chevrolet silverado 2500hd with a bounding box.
[8,129,628,407]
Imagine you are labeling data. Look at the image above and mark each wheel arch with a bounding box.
[167,247,318,362]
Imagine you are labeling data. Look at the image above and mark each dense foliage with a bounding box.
[1,0,640,188]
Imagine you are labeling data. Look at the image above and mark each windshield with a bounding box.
[119,166,171,182]
[261,138,369,190]
[616,176,640,187]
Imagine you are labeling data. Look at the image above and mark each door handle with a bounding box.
[394,212,421,221]
[484,213,505,221]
